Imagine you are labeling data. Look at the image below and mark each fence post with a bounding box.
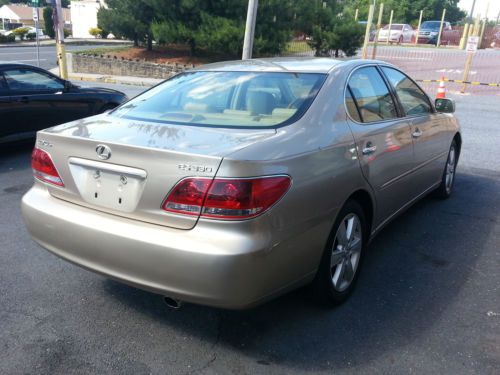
[415,10,423,45]
[362,4,375,59]
[386,10,393,45]
[371,3,384,59]
[459,23,469,49]
[479,19,487,49]
[436,8,446,47]
[461,17,480,93]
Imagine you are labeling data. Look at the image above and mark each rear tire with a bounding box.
[314,200,366,306]
[434,139,458,199]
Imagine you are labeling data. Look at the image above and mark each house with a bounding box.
[0,4,71,30]
[70,0,105,38]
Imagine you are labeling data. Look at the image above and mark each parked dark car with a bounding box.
[417,21,460,45]
[0,63,127,144]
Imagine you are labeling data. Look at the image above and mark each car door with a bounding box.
[403,25,413,42]
[3,67,91,133]
[345,66,415,225]
[0,72,14,141]
[380,66,450,195]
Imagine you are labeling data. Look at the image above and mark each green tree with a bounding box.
[98,0,155,50]
[150,0,292,57]
[43,6,55,39]
[297,0,364,57]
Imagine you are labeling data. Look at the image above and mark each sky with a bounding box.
[458,0,500,19]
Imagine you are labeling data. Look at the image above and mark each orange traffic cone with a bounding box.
[436,76,446,99]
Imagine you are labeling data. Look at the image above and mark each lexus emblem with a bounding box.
[96,144,112,160]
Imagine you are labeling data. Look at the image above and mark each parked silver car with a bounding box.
[22,58,461,309]
[378,23,414,43]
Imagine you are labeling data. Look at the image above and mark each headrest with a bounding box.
[247,91,276,115]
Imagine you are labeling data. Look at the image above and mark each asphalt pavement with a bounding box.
[0,91,499,374]
[0,44,114,70]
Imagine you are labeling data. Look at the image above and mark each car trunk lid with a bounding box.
[36,115,276,229]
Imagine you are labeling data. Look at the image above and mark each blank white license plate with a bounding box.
[69,158,147,213]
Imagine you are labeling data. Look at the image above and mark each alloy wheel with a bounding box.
[330,213,363,292]
[445,145,456,193]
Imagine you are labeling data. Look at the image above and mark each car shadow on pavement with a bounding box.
[102,170,498,371]
[0,141,34,174]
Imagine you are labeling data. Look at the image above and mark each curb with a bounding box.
[0,40,134,49]
[69,75,161,87]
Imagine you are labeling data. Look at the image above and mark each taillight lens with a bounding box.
[31,147,64,187]
[162,178,212,215]
[162,176,291,220]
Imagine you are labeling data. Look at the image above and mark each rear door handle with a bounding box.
[412,128,422,138]
[362,144,377,155]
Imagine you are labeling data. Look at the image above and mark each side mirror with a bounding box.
[435,98,455,113]
[63,80,73,92]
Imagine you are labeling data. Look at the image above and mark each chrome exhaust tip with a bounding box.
[163,296,183,309]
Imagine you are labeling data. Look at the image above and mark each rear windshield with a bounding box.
[112,71,326,128]
[421,21,441,30]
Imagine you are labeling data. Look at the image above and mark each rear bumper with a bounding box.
[378,36,399,42]
[22,184,316,309]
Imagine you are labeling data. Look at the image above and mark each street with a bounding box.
[0,44,113,70]
[0,89,499,374]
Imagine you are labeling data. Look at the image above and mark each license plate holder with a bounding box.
[69,158,147,213]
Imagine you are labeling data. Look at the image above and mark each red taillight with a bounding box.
[162,178,212,216]
[162,176,291,220]
[31,148,64,187]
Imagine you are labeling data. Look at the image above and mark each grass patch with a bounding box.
[73,46,131,55]
[285,40,314,53]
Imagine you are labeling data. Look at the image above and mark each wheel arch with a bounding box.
[346,189,374,240]
[453,132,462,156]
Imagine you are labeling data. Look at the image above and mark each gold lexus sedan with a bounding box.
[22,58,461,309]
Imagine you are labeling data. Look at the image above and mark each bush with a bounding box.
[64,28,71,38]
[26,32,37,41]
[0,33,15,43]
[194,13,243,57]
[89,27,103,38]
[12,27,30,41]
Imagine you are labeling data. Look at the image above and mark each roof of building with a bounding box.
[0,4,70,23]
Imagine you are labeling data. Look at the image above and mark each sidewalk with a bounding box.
[0,38,133,48]
[48,68,162,87]
[71,73,162,87]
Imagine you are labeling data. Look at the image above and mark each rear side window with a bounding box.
[346,66,398,123]
[381,67,431,116]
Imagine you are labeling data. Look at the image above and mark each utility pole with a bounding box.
[53,0,68,78]
[469,0,477,19]
[30,0,41,67]
[242,0,258,60]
